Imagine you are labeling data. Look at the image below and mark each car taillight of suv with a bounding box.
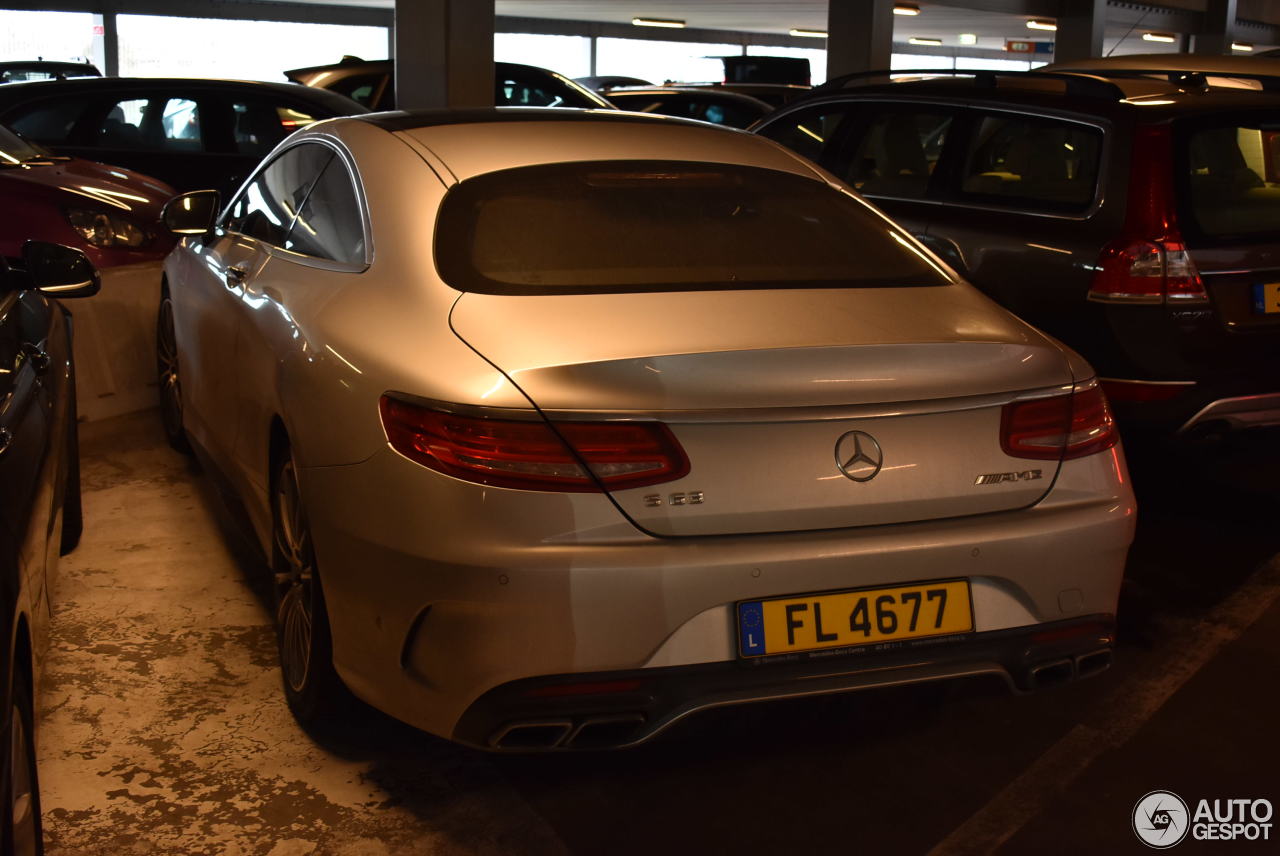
[1087,125,1209,304]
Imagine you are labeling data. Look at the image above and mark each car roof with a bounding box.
[347,107,816,183]
[285,58,562,81]
[781,69,1280,121]
[0,60,100,75]
[0,76,368,113]
[603,86,773,108]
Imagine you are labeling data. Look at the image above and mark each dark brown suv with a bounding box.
[753,69,1280,442]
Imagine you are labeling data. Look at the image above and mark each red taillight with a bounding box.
[379,396,689,492]
[1089,238,1207,303]
[1001,384,1119,461]
[1088,126,1208,304]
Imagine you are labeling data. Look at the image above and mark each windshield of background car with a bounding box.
[0,124,48,163]
[435,160,956,295]
[1182,119,1280,239]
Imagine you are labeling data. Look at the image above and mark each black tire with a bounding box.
[156,293,191,454]
[2,673,44,856]
[271,449,352,727]
[59,405,82,555]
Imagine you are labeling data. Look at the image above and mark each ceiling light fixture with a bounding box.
[908,37,943,46]
[893,4,921,15]
[632,17,685,28]
[1026,19,1057,32]
[1233,42,1254,51]
[1142,32,1177,43]
[958,33,978,45]
[789,28,828,38]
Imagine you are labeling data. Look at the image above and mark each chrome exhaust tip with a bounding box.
[1029,658,1075,689]
[489,720,573,750]
[565,714,646,749]
[1074,648,1113,679]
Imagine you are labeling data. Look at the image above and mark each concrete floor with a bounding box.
[37,410,1280,855]
[38,411,565,856]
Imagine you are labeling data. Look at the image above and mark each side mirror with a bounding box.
[162,189,221,235]
[22,241,100,298]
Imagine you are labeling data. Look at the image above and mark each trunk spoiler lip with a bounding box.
[385,382,1080,427]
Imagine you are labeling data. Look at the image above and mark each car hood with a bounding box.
[0,157,175,217]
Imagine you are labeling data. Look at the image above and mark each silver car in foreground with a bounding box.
[158,108,1135,750]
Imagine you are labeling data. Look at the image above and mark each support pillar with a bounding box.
[1054,0,1105,63]
[394,0,494,110]
[99,0,119,77]
[826,0,894,81]
[1194,0,1237,55]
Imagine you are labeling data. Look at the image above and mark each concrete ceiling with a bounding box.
[274,1,1269,50]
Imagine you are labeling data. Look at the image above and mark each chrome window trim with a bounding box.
[220,136,372,272]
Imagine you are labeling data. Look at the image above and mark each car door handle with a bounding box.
[0,427,11,458]
[21,343,50,375]
[225,264,248,286]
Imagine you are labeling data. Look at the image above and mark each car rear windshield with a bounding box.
[435,160,956,294]
[1182,119,1280,240]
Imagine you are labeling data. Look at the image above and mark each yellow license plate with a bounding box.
[737,579,973,657]
[1253,282,1280,314]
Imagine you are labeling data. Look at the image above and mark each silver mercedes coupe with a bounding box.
[158,108,1135,750]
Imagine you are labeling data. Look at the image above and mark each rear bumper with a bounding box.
[456,614,1116,751]
[1178,392,1280,433]
[301,443,1134,744]
[1109,381,1280,437]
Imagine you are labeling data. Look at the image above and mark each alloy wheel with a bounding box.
[156,297,184,443]
[9,699,40,856]
[273,459,314,694]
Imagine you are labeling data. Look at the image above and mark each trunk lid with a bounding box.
[450,286,1076,537]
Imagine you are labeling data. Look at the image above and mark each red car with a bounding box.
[0,123,175,267]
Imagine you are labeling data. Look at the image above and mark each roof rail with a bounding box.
[813,68,1128,100]
[1050,68,1280,93]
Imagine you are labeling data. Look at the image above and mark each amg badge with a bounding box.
[975,469,1043,485]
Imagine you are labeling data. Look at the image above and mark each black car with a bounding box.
[286,57,614,111]
[674,82,810,109]
[603,86,773,128]
[0,61,100,84]
[574,74,653,91]
[0,78,368,197]
[753,69,1280,443]
[0,241,96,856]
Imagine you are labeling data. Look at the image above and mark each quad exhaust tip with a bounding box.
[1029,648,1113,690]
[489,714,646,751]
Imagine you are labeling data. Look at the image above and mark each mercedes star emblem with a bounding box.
[835,431,884,482]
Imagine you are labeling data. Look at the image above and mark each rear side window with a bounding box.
[94,96,205,151]
[959,114,1102,213]
[232,100,319,156]
[757,105,851,165]
[283,156,366,265]
[436,161,956,295]
[847,109,953,199]
[6,97,90,144]
[324,73,386,108]
[1183,121,1280,238]
[223,143,332,246]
